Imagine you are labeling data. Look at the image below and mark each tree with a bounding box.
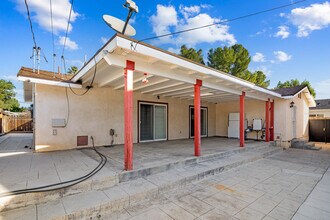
[0,79,21,111]
[207,44,250,76]
[67,66,78,74]
[179,45,205,64]
[207,44,269,87]
[276,79,316,97]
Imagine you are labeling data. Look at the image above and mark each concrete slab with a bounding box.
[173,194,213,217]
[159,202,196,220]
[234,207,265,220]
[128,208,172,220]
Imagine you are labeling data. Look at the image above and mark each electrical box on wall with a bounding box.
[52,119,66,127]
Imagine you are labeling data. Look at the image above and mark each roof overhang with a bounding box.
[282,86,316,107]
[71,34,281,102]
[18,76,82,103]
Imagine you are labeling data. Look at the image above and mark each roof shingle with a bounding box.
[310,99,330,109]
[272,85,307,96]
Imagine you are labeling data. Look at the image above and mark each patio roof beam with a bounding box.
[134,78,170,91]
[140,82,184,94]
[98,70,124,87]
[102,53,271,101]
[152,85,192,96]
[163,89,195,97]
[114,74,154,90]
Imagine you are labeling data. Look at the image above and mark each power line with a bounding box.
[137,0,308,43]
[49,0,56,74]
[61,0,74,73]
[24,0,37,48]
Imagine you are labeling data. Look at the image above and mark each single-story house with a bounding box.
[18,33,316,170]
[310,99,330,118]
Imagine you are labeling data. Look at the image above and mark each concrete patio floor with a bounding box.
[1,134,330,219]
[102,145,330,220]
[0,133,266,194]
[82,137,268,171]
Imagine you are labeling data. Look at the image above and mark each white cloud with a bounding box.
[279,13,286,17]
[150,5,178,37]
[274,51,292,62]
[288,2,330,37]
[167,47,180,54]
[179,5,201,19]
[315,79,330,99]
[58,36,78,50]
[3,75,19,82]
[258,66,272,77]
[149,4,236,47]
[15,0,79,34]
[274,25,290,39]
[252,52,265,62]
[100,37,108,44]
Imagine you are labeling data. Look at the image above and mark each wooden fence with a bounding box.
[0,114,33,133]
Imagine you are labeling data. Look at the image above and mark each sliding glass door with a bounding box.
[139,102,167,142]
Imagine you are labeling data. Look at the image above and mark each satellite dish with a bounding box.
[103,15,136,36]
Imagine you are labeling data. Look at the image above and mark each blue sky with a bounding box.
[1,0,330,106]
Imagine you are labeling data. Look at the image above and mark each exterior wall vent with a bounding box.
[77,136,88,146]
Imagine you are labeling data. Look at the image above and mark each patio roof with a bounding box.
[18,33,287,103]
[70,34,282,102]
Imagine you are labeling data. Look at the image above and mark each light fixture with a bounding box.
[290,101,295,108]
[142,73,149,84]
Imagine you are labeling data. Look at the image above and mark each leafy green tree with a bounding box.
[207,44,269,87]
[0,79,21,111]
[207,46,236,73]
[67,66,78,74]
[276,79,316,97]
[179,45,205,64]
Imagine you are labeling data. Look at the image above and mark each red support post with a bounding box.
[265,99,270,142]
[194,79,202,156]
[270,101,275,141]
[124,60,135,171]
[240,92,245,147]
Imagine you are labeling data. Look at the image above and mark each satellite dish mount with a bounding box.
[103,0,138,36]
[122,0,138,35]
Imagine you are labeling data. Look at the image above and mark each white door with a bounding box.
[292,106,297,139]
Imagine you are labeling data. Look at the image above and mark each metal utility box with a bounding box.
[52,119,66,127]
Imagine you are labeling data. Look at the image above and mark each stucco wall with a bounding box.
[215,100,266,140]
[34,84,216,151]
[274,94,310,142]
[34,84,311,151]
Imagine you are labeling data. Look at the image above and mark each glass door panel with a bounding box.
[154,105,167,140]
[140,104,154,141]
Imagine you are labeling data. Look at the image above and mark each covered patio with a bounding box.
[18,33,282,171]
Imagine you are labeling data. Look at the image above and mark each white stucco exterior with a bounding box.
[33,83,313,152]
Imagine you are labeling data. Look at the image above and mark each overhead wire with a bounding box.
[61,0,74,74]
[69,57,97,96]
[131,0,308,49]
[24,0,37,49]
[49,0,56,74]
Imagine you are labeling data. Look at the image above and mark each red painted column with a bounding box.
[265,99,270,142]
[124,60,135,170]
[194,79,202,156]
[270,101,275,141]
[240,92,245,147]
